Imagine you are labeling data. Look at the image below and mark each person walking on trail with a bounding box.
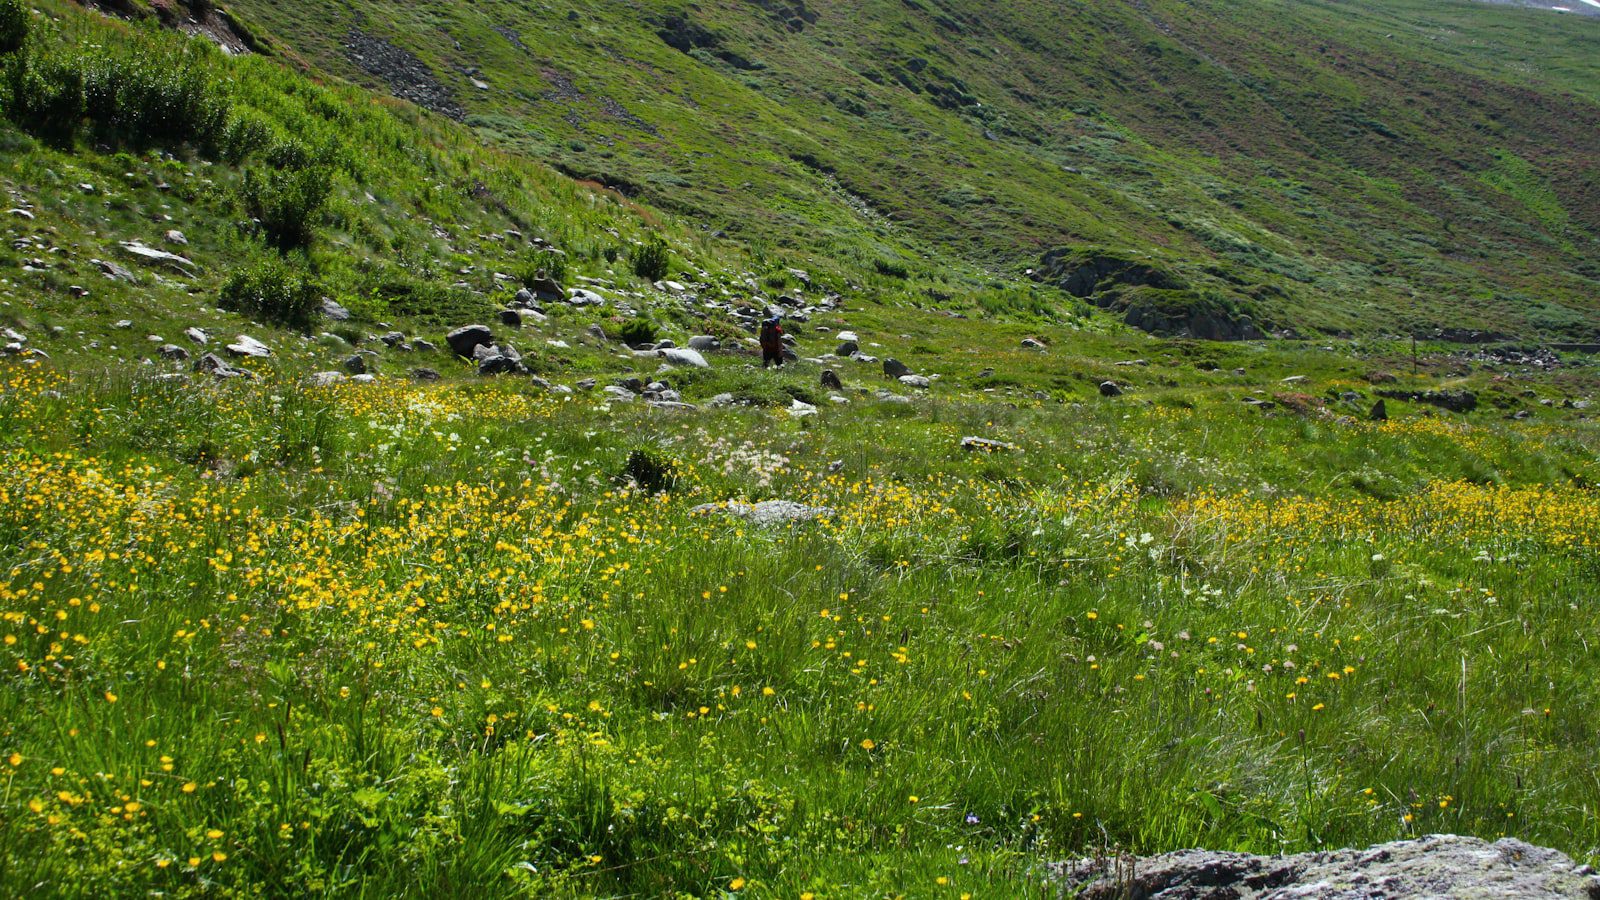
[760,315,785,368]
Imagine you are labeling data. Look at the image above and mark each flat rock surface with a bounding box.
[1054,835,1600,899]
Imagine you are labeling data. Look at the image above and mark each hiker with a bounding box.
[759,315,785,368]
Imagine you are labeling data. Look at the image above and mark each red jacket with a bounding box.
[759,323,783,351]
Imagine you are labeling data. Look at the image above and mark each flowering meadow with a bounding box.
[2,362,1599,896]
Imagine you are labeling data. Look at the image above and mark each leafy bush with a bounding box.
[632,235,671,281]
[620,447,679,494]
[219,257,320,329]
[81,44,228,150]
[3,50,84,146]
[873,258,910,279]
[515,249,567,289]
[241,164,334,253]
[607,316,658,347]
[0,0,27,56]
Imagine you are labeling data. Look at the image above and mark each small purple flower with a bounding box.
[965,813,980,825]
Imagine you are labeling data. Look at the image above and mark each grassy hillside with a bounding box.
[215,0,1600,340]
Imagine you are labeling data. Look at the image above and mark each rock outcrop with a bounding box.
[1053,835,1600,900]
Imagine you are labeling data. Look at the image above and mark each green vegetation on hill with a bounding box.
[216,0,1600,340]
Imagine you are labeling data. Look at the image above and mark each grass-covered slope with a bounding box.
[220,0,1600,339]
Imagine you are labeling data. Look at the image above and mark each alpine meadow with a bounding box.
[0,0,1598,897]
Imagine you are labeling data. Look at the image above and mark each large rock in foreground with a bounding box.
[1054,835,1600,899]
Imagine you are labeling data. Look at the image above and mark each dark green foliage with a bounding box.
[874,258,910,279]
[80,43,228,150]
[0,0,27,55]
[620,447,678,494]
[1,22,230,152]
[608,316,658,347]
[1,49,83,146]
[219,256,320,329]
[631,235,671,281]
[240,164,333,253]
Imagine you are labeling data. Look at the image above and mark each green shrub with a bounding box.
[81,44,228,150]
[620,447,679,494]
[0,0,28,56]
[607,316,658,347]
[632,235,671,281]
[219,257,320,329]
[874,258,910,279]
[3,50,84,146]
[241,164,334,252]
[516,249,567,288]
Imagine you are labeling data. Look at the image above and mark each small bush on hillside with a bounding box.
[219,257,320,329]
[3,50,85,146]
[515,249,567,288]
[620,447,679,494]
[632,235,671,281]
[241,164,334,252]
[81,45,228,150]
[608,316,658,347]
[0,0,28,55]
[874,258,910,279]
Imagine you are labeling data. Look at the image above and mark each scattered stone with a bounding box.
[655,339,677,350]
[837,331,859,343]
[1280,375,1308,384]
[1377,389,1477,413]
[527,270,566,302]
[498,308,522,327]
[658,347,710,369]
[380,331,407,348]
[1099,381,1123,397]
[690,500,835,526]
[687,335,721,352]
[194,353,250,379]
[898,374,931,389]
[1369,399,1388,421]
[225,335,272,358]
[114,319,134,329]
[835,340,859,357]
[118,240,197,276]
[586,324,608,341]
[158,344,189,362]
[960,437,1020,453]
[603,385,638,403]
[1021,337,1047,350]
[1053,834,1600,900]
[883,358,911,378]
[7,208,34,220]
[446,324,494,358]
[344,354,369,375]
[821,369,843,391]
[163,229,188,246]
[413,339,438,353]
[568,288,606,307]
[320,298,352,321]
[1364,371,1398,385]
[184,327,208,345]
[410,368,441,381]
[788,399,818,418]
[308,371,346,387]
[96,259,136,282]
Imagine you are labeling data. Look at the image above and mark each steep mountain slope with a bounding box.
[217,0,1600,339]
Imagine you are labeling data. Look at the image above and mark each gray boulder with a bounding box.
[1053,834,1600,900]
[498,309,522,327]
[320,298,352,321]
[225,335,272,358]
[835,340,859,357]
[184,327,208,345]
[898,374,931,389]
[883,358,911,378]
[687,335,721,352]
[1370,399,1388,421]
[158,344,189,362]
[960,437,1019,453]
[1099,381,1123,397]
[821,369,843,391]
[446,324,494,358]
[657,347,710,369]
[194,353,250,379]
[344,354,369,375]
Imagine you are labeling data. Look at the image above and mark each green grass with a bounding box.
[0,348,1598,895]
